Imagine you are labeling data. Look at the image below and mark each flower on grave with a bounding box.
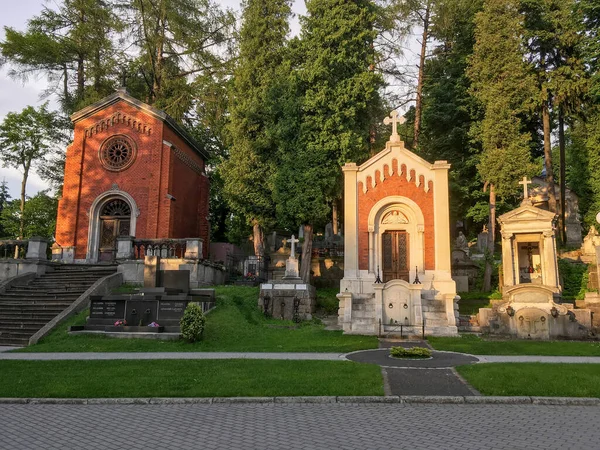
[148,322,160,327]
[114,319,127,327]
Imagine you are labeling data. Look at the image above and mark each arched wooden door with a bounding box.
[98,199,131,261]
[382,231,410,282]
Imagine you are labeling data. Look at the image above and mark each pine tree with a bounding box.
[468,0,537,290]
[1,0,123,113]
[221,0,293,257]
[273,0,383,281]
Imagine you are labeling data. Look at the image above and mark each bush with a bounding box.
[389,346,432,358]
[180,303,206,343]
[558,259,590,300]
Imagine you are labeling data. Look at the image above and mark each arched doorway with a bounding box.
[98,199,131,261]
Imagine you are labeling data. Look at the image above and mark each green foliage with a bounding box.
[315,288,340,315]
[180,303,206,343]
[557,259,590,301]
[0,0,123,113]
[0,191,58,240]
[221,0,292,235]
[389,346,432,358]
[468,0,537,199]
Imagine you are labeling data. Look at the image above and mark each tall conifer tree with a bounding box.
[221,0,292,258]
[273,0,383,281]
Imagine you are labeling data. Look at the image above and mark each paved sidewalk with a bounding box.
[476,355,600,363]
[0,351,346,360]
[1,402,599,450]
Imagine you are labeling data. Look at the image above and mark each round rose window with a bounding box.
[99,136,136,171]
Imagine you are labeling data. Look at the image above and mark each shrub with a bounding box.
[389,346,432,358]
[558,259,590,300]
[180,303,206,342]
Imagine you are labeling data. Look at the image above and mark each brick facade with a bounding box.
[55,90,209,261]
[357,157,435,271]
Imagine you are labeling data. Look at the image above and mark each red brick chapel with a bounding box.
[54,88,210,263]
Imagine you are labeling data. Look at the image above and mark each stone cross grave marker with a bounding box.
[288,234,299,259]
[383,111,405,143]
[519,176,532,200]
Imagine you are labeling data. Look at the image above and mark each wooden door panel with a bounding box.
[382,231,410,283]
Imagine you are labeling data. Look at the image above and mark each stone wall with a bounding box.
[118,259,226,287]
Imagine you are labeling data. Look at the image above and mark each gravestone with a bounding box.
[259,234,316,320]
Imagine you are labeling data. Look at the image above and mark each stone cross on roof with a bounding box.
[519,176,532,200]
[383,111,405,143]
[288,235,299,259]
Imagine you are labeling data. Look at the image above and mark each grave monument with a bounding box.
[478,177,592,339]
[337,111,458,336]
[259,235,316,321]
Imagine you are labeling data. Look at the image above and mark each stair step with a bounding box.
[0,338,29,346]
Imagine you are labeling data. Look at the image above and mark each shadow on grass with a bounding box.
[18,286,378,353]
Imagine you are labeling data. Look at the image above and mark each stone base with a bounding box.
[259,280,316,321]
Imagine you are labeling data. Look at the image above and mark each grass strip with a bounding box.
[457,363,600,397]
[428,334,600,356]
[19,286,377,353]
[0,359,382,398]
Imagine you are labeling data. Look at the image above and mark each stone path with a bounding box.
[0,351,346,360]
[1,402,599,450]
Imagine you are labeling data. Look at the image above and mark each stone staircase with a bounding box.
[0,265,117,346]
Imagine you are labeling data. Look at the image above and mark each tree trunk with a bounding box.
[483,184,496,292]
[19,163,30,240]
[332,201,338,236]
[413,1,430,150]
[299,224,313,283]
[542,101,557,212]
[558,110,567,245]
[252,220,264,258]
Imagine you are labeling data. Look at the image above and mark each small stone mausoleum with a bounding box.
[54,88,210,263]
[337,112,458,336]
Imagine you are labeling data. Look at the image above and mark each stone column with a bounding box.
[144,255,161,287]
[501,231,515,287]
[116,236,134,260]
[184,238,203,259]
[432,161,452,272]
[342,163,360,278]
[368,227,374,273]
[373,283,384,330]
[543,230,559,289]
[25,237,48,260]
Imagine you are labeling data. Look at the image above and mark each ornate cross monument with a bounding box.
[518,176,532,204]
[283,235,300,280]
[383,110,405,143]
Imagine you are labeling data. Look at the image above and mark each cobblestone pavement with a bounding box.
[1,403,599,450]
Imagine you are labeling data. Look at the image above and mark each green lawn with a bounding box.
[428,334,600,356]
[0,359,383,398]
[457,363,600,397]
[19,285,377,353]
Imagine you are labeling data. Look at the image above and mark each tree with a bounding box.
[1,0,123,113]
[468,0,537,291]
[221,0,293,257]
[125,0,234,120]
[420,0,484,230]
[0,191,58,240]
[0,180,11,238]
[274,0,383,281]
[0,104,65,239]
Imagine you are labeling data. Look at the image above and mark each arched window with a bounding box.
[101,199,131,218]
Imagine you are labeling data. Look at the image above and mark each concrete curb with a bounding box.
[0,396,598,406]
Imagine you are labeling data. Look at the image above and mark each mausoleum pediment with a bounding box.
[498,204,556,225]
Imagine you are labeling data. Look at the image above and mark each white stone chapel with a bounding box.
[337,112,458,336]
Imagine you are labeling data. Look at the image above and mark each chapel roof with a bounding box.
[70,88,209,160]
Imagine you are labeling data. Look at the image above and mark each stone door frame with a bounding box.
[367,196,425,283]
[87,189,139,262]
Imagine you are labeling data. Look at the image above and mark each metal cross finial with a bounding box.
[288,235,299,259]
[518,176,532,200]
[383,111,405,143]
